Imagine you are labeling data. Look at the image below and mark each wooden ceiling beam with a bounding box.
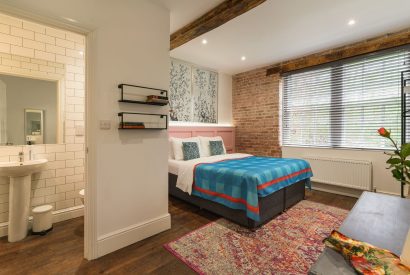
[266,28,410,76]
[170,0,266,50]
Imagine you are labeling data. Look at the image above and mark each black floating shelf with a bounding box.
[118,112,168,130]
[118,84,168,106]
[118,99,168,106]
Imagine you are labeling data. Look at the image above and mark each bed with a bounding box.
[168,126,312,229]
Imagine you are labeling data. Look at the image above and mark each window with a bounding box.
[282,46,410,150]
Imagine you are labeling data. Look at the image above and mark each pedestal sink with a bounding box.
[0,159,48,242]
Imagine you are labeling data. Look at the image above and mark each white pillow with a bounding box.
[168,139,174,159]
[171,137,201,161]
[199,136,226,157]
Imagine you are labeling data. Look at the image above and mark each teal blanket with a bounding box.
[192,156,313,221]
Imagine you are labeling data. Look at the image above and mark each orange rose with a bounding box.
[378,127,390,138]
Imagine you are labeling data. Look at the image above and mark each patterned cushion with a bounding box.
[209,140,225,156]
[324,230,410,274]
[182,142,200,160]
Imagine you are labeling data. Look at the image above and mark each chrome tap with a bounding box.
[28,147,33,160]
[18,151,24,162]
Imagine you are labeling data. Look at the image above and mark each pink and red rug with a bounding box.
[164,200,348,274]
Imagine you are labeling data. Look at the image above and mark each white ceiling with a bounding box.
[1,0,410,76]
[168,0,410,75]
[155,0,224,33]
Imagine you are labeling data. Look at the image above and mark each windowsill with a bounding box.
[281,145,395,152]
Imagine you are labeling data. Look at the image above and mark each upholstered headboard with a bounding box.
[168,126,236,153]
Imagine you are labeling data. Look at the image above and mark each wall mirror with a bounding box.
[0,73,63,145]
[24,109,44,145]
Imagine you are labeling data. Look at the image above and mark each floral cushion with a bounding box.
[182,142,200,161]
[209,140,225,156]
[324,230,410,275]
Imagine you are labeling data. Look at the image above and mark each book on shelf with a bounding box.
[122,125,145,129]
[146,95,169,104]
[120,122,145,129]
[146,99,169,104]
[147,95,168,100]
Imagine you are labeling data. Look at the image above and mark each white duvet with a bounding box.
[176,153,252,194]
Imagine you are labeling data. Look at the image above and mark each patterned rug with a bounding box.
[164,200,348,275]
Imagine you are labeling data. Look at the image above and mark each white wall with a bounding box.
[218,72,232,125]
[86,1,171,257]
[282,146,407,197]
[0,0,171,259]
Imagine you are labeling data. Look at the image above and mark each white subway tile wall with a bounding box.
[0,13,85,222]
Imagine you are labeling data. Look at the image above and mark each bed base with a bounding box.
[168,173,306,229]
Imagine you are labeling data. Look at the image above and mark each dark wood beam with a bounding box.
[170,0,266,50]
[266,28,410,76]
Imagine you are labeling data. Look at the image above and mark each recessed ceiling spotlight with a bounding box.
[241,56,246,61]
[202,39,208,45]
[62,17,77,23]
[348,19,356,26]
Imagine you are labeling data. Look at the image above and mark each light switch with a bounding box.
[99,120,111,130]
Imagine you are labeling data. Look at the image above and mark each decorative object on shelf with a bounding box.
[120,122,145,129]
[118,83,168,106]
[170,59,217,123]
[118,112,167,130]
[378,128,410,198]
[324,230,410,274]
[146,95,169,105]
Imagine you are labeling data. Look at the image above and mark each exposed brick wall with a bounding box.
[232,67,281,157]
[233,29,410,158]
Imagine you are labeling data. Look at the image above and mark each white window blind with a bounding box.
[282,47,410,149]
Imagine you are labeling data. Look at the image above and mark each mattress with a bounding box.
[168,159,181,175]
[168,154,249,176]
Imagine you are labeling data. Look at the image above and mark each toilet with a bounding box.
[79,189,85,204]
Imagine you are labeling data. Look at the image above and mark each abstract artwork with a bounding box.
[192,67,217,123]
[169,60,192,122]
[170,59,218,123]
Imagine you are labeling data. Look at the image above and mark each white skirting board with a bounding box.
[311,183,362,198]
[96,213,171,258]
[311,181,406,198]
[0,205,84,238]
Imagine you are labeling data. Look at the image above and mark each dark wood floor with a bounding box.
[0,190,357,275]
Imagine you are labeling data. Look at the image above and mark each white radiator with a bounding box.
[304,156,372,191]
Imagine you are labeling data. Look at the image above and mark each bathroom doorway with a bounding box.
[0,12,88,260]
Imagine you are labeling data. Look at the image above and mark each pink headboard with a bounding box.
[168,126,236,153]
